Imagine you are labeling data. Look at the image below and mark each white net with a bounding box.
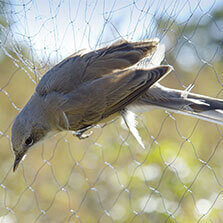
[0,0,223,222]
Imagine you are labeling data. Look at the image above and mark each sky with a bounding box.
[2,0,222,63]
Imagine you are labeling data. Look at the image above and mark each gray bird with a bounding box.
[11,38,223,171]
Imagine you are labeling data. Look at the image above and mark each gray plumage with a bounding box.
[11,38,171,171]
[137,83,223,125]
[11,38,223,171]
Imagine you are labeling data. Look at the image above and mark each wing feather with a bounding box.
[58,66,172,130]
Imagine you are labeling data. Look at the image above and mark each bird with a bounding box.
[11,38,223,172]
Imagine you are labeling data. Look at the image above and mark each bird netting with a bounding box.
[0,0,223,222]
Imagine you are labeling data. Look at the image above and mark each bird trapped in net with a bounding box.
[11,38,223,171]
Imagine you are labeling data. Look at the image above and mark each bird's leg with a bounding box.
[73,126,93,139]
[76,131,93,139]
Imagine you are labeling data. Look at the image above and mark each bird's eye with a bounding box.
[25,137,33,146]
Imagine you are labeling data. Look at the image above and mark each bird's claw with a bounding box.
[74,130,93,139]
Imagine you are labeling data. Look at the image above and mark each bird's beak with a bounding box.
[13,151,26,172]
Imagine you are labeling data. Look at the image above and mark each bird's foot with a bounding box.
[73,126,93,139]
[75,130,93,139]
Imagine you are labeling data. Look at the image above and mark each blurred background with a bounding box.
[1,0,223,222]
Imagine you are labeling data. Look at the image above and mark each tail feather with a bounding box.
[169,109,223,125]
[121,110,145,149]
[123,82,223,149]
[136,84,223,125]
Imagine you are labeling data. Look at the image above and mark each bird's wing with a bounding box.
[57,66,172,131]
[122,43,166,148]
[136,43,166,69]
[36,39,159,96]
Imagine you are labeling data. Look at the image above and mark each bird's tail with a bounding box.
[137,84,223,125]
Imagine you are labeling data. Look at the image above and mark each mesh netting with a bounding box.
[0,0,223,222]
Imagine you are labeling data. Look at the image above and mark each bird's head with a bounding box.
[11,94,59,171]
